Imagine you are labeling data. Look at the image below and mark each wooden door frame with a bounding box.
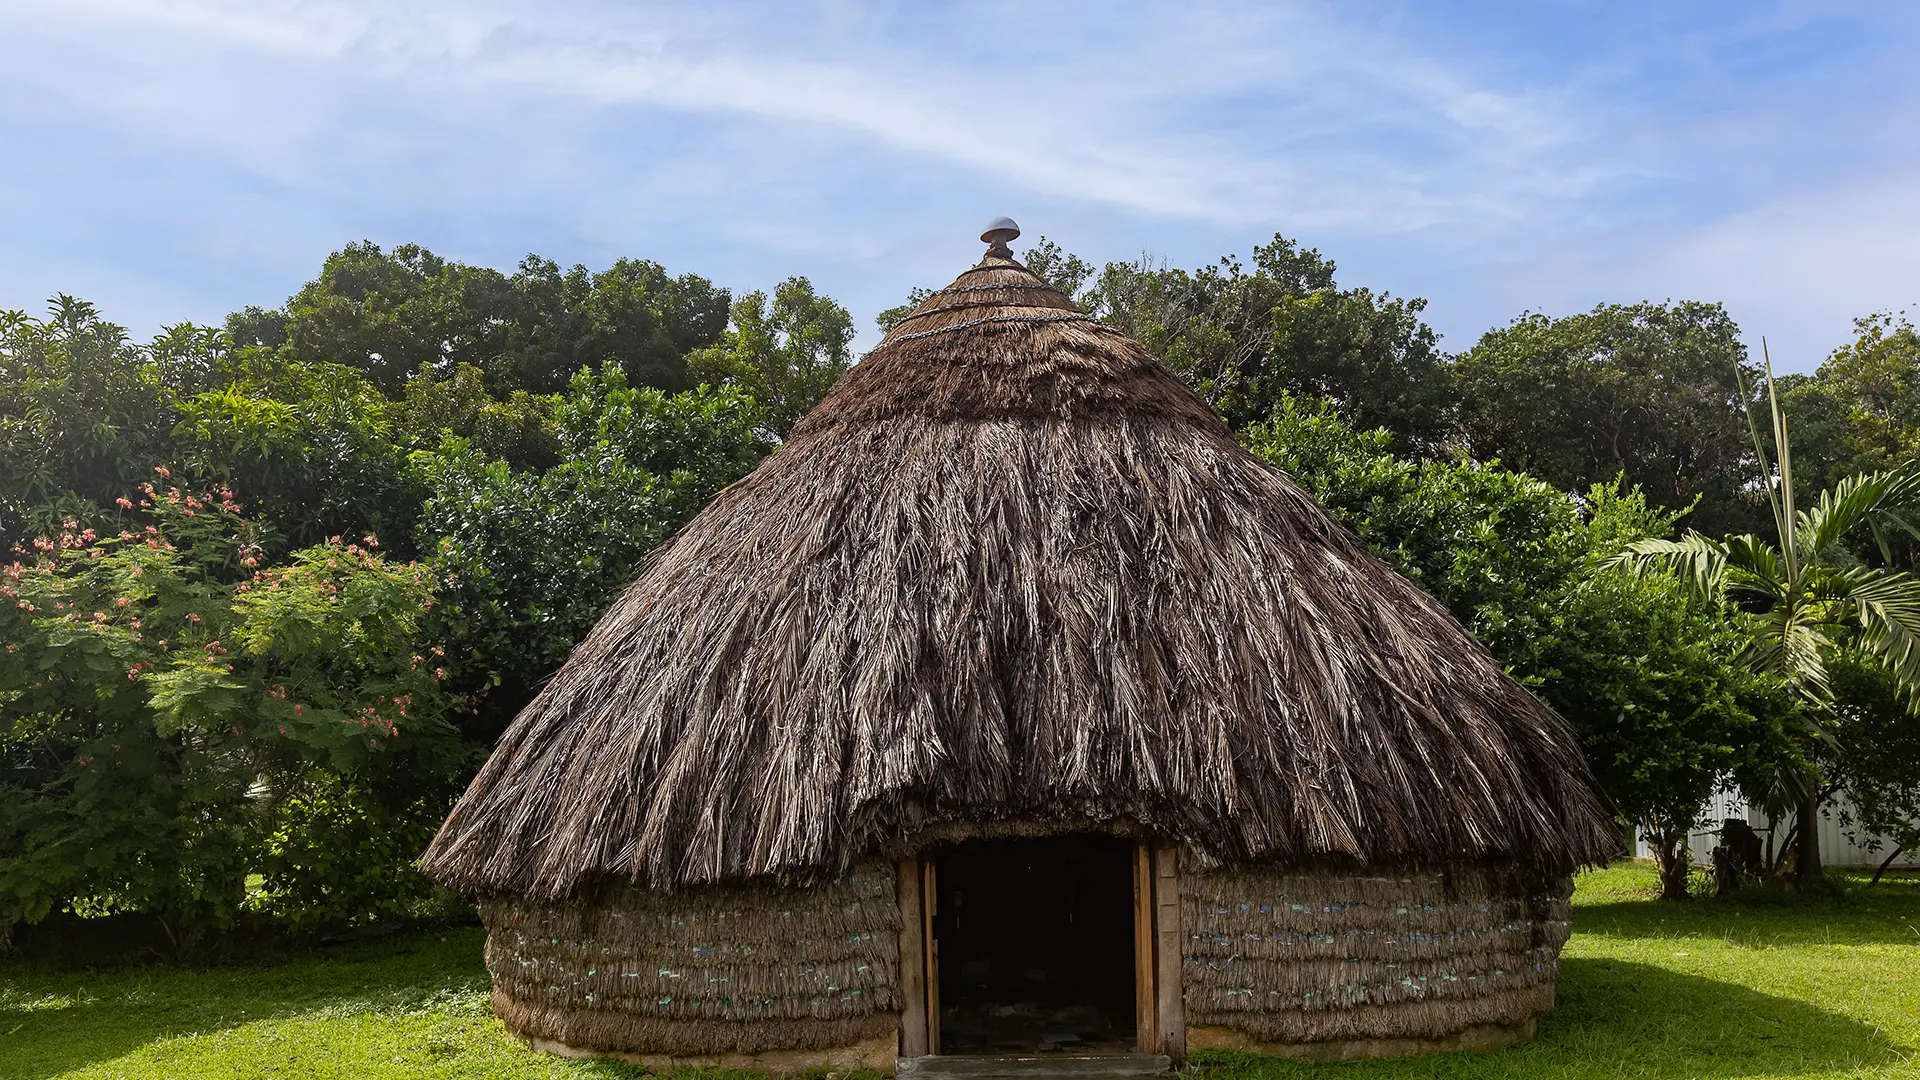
[1147,842,1186,1063]
[924,859,941,1054]
[895,841,1184,1064]
[896,856,939,1056]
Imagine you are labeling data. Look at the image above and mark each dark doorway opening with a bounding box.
[932,835,1137,1054]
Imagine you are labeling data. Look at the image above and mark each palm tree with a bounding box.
[1609,345,1920,890]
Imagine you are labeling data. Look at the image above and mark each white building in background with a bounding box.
[1635,786,1920,869]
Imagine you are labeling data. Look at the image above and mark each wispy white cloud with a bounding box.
[1,0,1599,228]
[1642,175,1920,367]
[1,0,1916,362]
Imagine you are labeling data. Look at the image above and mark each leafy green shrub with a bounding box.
[248,773,457,930]
[414,366,771,728]
[174,363,424,556]
[0,478,471,945]
[0,299,185,538]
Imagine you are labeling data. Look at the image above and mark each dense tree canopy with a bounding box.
[1,299,186,539]
[1781,311,1920,503]
[1454,301,1763,536]
[228,243,732,396]
[416,367,771,736]
[1,244,823,942]
[6,232,1919,942]
[688,277,852,436]
[1091,236,1452,447]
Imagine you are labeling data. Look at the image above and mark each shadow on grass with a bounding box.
[0,927,646,1080]
[1192,959,1908,1080]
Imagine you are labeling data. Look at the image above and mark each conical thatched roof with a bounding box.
[423,241,1619,900]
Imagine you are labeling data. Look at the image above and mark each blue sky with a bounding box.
[3,1,1917,371]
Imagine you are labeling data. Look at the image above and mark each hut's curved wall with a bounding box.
[1181,864,1571,1057]
[477,862,901,1067]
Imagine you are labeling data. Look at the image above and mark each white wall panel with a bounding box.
[1632,788,1918,869]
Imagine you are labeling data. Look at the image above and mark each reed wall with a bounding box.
[1182,863,1571,1043]
[478,862,902,1056]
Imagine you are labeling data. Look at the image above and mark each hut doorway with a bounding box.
[928,835,1138,1054]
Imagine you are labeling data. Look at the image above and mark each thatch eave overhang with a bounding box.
[421,247,1621,901]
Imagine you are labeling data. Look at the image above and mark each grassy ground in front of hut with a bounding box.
[1,863,1915,1080]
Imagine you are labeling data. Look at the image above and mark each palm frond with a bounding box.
[1734,348,1789,558]
[1844,570,1920,711]
[1716,533,1789,608]
[1762,341,1801,584]
[1739,606,1834,707]
[1868,508,1920,567]
[1605,534,1730,605]
[1797,467,1920,563]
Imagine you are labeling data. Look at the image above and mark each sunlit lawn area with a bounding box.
[2,863,1915,1080]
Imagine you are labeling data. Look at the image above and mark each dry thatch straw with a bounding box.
[422,249,1620,900]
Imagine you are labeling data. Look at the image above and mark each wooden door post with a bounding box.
[896,857,928,1058]
[923,858,941,1055]
[1152,843,1186,1064]
[1133,843,1157,1053]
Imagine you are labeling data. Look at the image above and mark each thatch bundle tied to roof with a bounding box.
[422,244,1618,901]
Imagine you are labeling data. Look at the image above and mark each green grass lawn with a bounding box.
[2,864,1915,1080]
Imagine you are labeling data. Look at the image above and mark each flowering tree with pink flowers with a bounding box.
[0,472,469,947]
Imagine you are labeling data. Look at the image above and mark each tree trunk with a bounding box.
[1792,785,1824,892]
[1651,830,1693,901]
[1771,822,1799,878]
[1871,846,1905,886]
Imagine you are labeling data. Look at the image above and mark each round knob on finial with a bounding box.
[980,216,1021,245]
[981,217,1020,258]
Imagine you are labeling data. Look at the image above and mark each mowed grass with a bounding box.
[0,929,650,1080]
[1,864,1915,1080]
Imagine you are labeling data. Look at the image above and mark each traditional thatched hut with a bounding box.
[422,221,1619,1072]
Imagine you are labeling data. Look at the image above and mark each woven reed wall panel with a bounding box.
[478,863,902,1054]
[1182,865,1571,1042]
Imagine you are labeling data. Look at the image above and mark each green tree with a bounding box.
[1244,395,1784,899]
[1780,310,1920,512]
[173,363,423,556]
[502,254,733,395]
[389,363,559,471]
[413,367,771,737]
[1094,236,1450,446]
[0,298,182,538]
[689,277,853,436]
[0,481,467,944]
[1454,302,1763,536]
[1523,561,1788,900]
[1611,364,1920,890]
[230,243,730,396]
[1018,237,1097,308]
[1821,659,1920,882]
[874,287,934,334]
